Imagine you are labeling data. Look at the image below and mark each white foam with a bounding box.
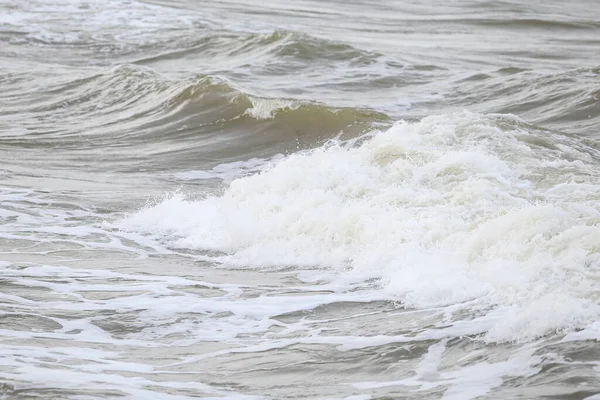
[175,155,284,182]
[120,112,600,342]
[244,96,301,120]
[351,340,543,400]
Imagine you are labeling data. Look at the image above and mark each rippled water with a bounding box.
[1,0,600,398]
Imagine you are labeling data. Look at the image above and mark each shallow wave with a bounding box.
[120,111,600,343]
[1,64,388,149]
[470,18,600,30]
[443,66,600,135]
[136,30,380,66]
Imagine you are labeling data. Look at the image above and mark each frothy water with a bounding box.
[121,112,600,343]
[2,0,600,398]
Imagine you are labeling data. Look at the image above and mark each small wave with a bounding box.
[3,64,387,128]
[0,64,389,168]
[443,66,600,135]
[136,30,381,67]
[120,111,600,343]
[472,18,600,30]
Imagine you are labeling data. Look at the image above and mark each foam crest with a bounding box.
[244,97,301,120]
[121,112,600,342]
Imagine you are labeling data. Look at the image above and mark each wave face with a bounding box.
[122,112,600,342]
[3,0,600,398]
[1,64,387,172]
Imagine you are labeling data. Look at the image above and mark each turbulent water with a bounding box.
[1,0,600,398]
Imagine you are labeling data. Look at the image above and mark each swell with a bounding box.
[0,64,389,170]
[134,30,379,66]
[443,66,600,135]
[469,18,600,30]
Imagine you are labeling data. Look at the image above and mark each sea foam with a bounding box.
[121,112,600,342]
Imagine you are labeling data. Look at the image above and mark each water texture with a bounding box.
[1,0,600,398]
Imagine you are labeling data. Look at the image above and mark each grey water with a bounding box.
[1,0,600,398]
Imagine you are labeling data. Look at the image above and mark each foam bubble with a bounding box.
[120,112,600,342]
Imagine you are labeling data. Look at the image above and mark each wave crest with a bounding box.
[2,64,388,154]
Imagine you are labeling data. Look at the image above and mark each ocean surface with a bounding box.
[1,0,600,398]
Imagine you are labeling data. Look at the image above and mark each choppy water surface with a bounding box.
[1,0,600,398]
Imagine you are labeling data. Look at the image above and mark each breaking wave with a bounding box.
[120,111,600,343]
